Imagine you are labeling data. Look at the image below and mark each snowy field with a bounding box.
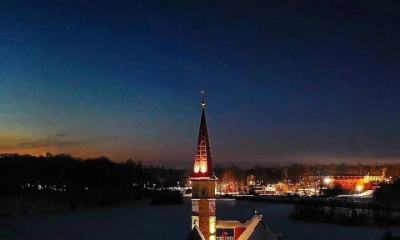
[0,197,399,240]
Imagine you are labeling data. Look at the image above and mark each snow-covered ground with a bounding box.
[0,197,398,240]
[338,190,375,198]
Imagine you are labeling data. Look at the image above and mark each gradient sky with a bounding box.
[1,1,399,166]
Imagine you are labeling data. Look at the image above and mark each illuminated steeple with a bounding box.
[192,91,216,179]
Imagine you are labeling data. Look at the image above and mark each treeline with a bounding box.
[0,153,188,198]
[1,153,400,194]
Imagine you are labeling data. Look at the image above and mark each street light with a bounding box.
[324,178,330,185]
[356,185,363,193]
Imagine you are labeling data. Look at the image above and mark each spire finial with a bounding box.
[201,90,205,108]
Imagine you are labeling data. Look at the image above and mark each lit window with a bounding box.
[191,216,199,229]
[209,216,216,234]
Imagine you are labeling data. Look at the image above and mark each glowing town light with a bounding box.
[191,216,199,229]
[324,178,331,185]
[209,216,216,234]
[200,165,207,173]
[356,185,363,192]
[194,166,200,173]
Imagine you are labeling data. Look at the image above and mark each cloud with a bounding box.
[49,133,70,138]
[17,139,92,148]
[0,133,119,151]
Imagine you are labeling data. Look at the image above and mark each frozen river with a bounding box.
[0,197,398,240]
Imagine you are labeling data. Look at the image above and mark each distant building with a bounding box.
[364,174,383,189]
[303,171,383,193]
[300,171,334,193]
[308,171,334,184]
[333,174,364,191]
[364,175,382,183]
[246,175,256,186]
[249,185,264,195]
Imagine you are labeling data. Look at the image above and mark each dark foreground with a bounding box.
[0,198,399,240]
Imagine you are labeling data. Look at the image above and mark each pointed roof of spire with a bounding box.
[190,91,216,180]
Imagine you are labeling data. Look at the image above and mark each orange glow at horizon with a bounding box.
[0,132,172,162]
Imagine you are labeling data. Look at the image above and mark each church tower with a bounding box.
[189,91,217,240]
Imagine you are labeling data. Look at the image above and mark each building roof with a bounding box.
[190,99,216,180]
[216,220,252,228]
[334,173,364,177]
[236,216,278,240]
[186,226,206,240]
[309,171,333,176]
[248,221,279,240]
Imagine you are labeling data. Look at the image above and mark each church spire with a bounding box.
[192,91,216,179]
[189,91,217,240]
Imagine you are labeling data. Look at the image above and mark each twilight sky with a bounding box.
[1,1,399,166]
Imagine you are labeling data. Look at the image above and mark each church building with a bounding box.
[187,93,280,240]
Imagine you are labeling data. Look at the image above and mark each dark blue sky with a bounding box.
[1,1,399,166]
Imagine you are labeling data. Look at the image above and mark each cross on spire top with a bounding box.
[201,90,205,108]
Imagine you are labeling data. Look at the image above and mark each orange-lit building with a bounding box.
[333,174,364,190]
[187,94,279,240]
[364,175,383,189]
[333,174,382,191]
[303,172,383,193]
